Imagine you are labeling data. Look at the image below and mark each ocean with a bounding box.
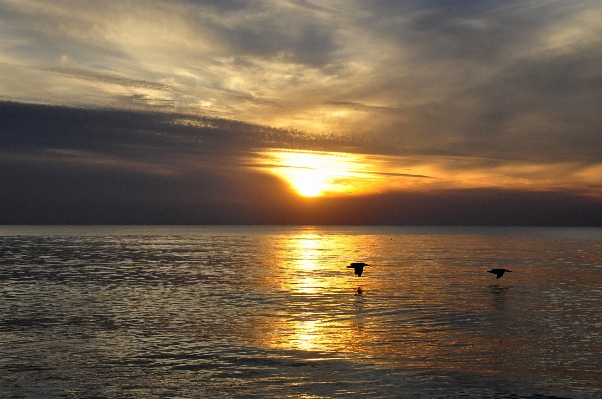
[0,226,601,398]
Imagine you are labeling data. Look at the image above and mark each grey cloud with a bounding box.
[173,0,249,13]
[188,2,340,66]
[1,101,601,225]
[0,101,364,162]
[358,0,598,70]
[448,49,602,162]
[333,1,602,163]
[2,153,601,225]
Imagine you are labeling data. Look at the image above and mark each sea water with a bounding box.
[0,226,601,398]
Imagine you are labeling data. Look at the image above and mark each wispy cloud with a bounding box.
[43,66,181,92]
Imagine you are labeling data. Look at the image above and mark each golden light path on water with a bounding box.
[254,229,373,356]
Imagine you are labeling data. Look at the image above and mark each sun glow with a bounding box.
[255,149,378,197]
[251,150,602,198]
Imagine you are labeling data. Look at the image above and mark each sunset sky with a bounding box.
[1,0,601,224]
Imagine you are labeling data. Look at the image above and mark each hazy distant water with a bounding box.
[0,226,601,398]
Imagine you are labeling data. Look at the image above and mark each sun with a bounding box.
[253,149,377,197]
[286,168,331,197]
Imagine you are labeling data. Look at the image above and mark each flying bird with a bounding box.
[347,262,369,276]
[488,268,512,279]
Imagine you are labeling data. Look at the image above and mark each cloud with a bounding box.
[1,101,602,225]
[3,152,601,225]
[199,6,339,67]
[0,101,358,164]
[1,1,602,224]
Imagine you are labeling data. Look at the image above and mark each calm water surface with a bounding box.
[0,226,601,398]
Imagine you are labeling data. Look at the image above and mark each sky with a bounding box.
[1,0,601,225]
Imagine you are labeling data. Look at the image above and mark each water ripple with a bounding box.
[0,226,601,398]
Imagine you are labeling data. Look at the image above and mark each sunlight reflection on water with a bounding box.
[0,226,601,398]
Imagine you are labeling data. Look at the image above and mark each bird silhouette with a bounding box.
[488,268,512,279]
[347,262,369,276]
